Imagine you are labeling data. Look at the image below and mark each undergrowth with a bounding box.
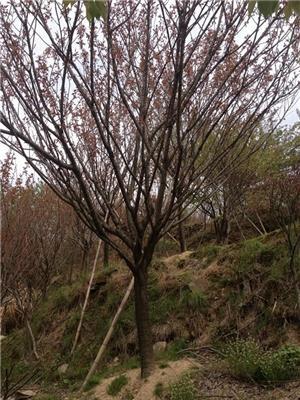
[106,374,128,396]
[223,339,300,383]
[168,373,198,400]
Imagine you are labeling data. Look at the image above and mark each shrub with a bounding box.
[180,287,207,311]
[121,389,134,400]
[260,345,300,382]
[193,244,221,266]
[83,373,102,391]
[154,382,164,398]
[163,338,189,361]
[235,239,266,273]
[223,339,263,380]
[107,375,128,396]
[169,373,198,400]
[223,339,300,383]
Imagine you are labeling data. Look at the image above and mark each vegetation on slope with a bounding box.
[2,230,299,398]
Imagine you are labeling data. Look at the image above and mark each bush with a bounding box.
[223,339,300,383]
[154,382,164,398]
[260,345,300,382]
[223,339,262,380]
[163,338,189,361]
[180,287,207,311]
[235,239,266,273]
[107,375,128,396]
[168,373,198,400]
[193,244,221,266]
[83,373,102,391]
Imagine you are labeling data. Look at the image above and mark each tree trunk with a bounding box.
[103,241,109,269]
[289,243,300,312]
[134,268,154,378]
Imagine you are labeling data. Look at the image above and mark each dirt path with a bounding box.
[92,358,198,400]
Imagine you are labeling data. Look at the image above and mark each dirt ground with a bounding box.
[90,354,300,400]
[92,358,198,400]
[195,353,300,400]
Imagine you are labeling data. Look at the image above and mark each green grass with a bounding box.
[106,375,128,396]
[82,356,138,392]
[157,338,188,362]
[83,372,103,391]
[192,244,221,266]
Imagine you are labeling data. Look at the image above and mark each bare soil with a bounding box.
[92,358,198,400]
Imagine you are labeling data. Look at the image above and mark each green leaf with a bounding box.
[257,0,279,18]
[94,0,107,19]
[248,1,257,16]
[83,1,107,21]
[83,1,93,21]
[289,1,300,15]
[63,0,76,7]
[284,2,294,19]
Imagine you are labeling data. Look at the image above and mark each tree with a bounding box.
[270,167,300,310]
[1,0,299,377]
[248,0,300,19]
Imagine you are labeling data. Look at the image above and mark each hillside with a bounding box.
[2,230,300,399]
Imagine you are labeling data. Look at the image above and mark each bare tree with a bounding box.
[270,166,300,309]
[1,0,299,377]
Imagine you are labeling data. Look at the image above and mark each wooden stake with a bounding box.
[81,276,134,391]
[71,238,103,355]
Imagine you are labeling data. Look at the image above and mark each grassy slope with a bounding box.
[2,230,299,398]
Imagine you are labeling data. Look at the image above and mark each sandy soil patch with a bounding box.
[92,358,198,400]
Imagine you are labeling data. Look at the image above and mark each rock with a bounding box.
[111,356,119,366]
[15,389,37,399]
[58,363,69,374]
[153,341,167,353]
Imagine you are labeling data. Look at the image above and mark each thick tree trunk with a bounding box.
[134,269,154,378]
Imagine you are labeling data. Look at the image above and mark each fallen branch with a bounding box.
[26,319,39,360]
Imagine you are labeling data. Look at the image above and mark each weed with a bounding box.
[193,244,221,266]
[83,372,103,391]
[223,338,263,380]
[106,375,128,396]
[180,287,207,311]
[154,382,164,398]
[168,373,198,400]
[159,338,188,361]
[159,362,169,369]
[223,339,300,383]
[121,388,134,400]
[260,345,300,382]
[235,239,266,274]
[35,395,60,400]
